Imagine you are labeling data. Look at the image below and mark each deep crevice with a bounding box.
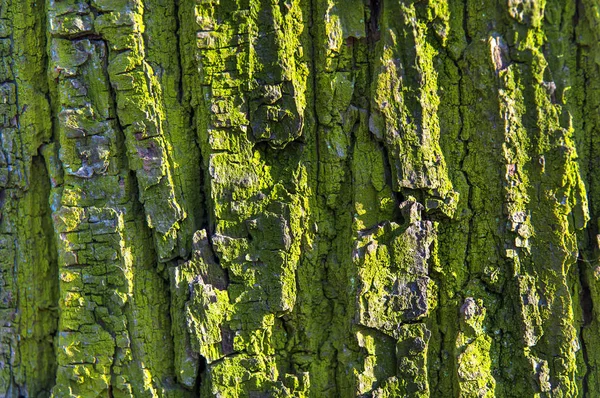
[193,355,207,396]
[578,255,592,397]
[35,152,60,396]
[462,0,472,46]
[307,0,346,395]
[366,0,381,46]
[579,259,594,327]
[173,0,184,104]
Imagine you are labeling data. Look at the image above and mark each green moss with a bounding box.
[4,0,600,396]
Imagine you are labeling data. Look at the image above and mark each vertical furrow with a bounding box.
[435,0,472,395]
[309,0,370,395]
[142,0,203,258]
[577,0,600,394]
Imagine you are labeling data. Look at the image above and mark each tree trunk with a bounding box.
[1,0,600,396]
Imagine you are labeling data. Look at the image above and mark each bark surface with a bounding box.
[1,0,600,396]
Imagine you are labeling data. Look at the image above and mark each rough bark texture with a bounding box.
[1,0,600,396]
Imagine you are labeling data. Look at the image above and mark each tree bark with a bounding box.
[1,0,600,396]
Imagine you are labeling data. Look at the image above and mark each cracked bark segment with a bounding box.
[578,0,600,394]
[183,0,312,394]
[308,3,400,393]
[47,0,94,38]
[169,229,229,388]
[142,0,203,259]
[52,205,133,395]
[492,8,590,392]
[431,0,595,394]
[0,11,19,393]
[356,323,433,397]
[353,218,436,396]
[455,297,495,397]
[0,0,57,395]
[0,84,21,191]
[352,106,397,232]
[369,0,457,217]
[94,0,186,261]
[514,275,543,348]
[47,18,179,395]
[186,276,231,363]
[355,220,436,333]
[355,327,397,396]
[193,0,307,150]
[431,0,512,392]
[394,323,431,397]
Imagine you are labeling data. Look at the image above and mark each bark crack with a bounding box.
[578,255,592,396]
